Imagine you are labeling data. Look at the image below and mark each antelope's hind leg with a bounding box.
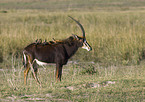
[25,55,41,86]
[31,63,41,85]
[24,63,30,85]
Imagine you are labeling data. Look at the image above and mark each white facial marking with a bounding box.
[82,41,91,51]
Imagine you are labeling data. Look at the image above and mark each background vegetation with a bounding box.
[1,0,145,66]
[1,10,145,66]
[0,0,145,101]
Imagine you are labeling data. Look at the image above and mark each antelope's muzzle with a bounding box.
[82,40,92,51]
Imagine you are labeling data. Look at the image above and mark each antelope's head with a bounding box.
[69,16,92,51]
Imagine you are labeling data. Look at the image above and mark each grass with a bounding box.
[1,0,145,11]
[0,58,144,101]
[0,0,145,101]
[0,10,145,66]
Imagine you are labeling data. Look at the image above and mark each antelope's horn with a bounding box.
[68,16,86,39]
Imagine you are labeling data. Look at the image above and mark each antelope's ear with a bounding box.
[79,38,83,42]
[72,34,79,40]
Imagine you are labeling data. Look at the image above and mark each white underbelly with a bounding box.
[34,59,55,66]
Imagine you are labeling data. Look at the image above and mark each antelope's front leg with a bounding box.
[56,64,63,82]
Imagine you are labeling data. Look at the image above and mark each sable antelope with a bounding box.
[23,16,92,85]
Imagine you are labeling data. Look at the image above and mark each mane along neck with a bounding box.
[56,36,76,44]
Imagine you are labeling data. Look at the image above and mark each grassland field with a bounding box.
[0,0,145,101]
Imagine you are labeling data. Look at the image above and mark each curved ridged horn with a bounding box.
[68,16,86,39]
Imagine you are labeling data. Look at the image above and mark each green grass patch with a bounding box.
[0,62,144,101]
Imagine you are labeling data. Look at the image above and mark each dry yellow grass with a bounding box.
[0,10,145,65]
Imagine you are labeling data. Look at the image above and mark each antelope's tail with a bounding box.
[22,50,27,68]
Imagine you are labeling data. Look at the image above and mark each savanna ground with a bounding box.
[0,0,145,101]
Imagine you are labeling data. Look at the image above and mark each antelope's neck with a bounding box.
[64,43,78,59]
